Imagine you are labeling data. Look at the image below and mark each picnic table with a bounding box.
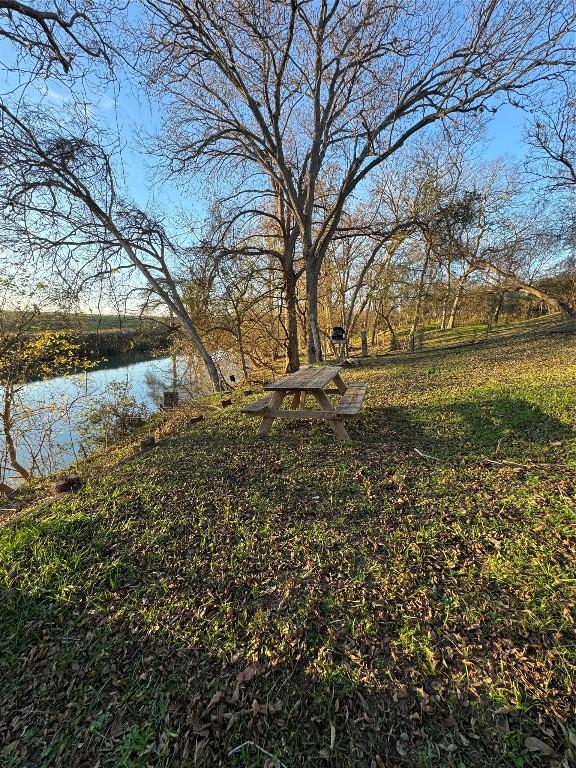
[241,365,367,441]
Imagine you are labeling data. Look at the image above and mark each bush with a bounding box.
[78,381,149,449]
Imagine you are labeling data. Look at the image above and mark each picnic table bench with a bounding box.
[241,365,367,441]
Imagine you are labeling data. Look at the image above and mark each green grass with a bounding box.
[0,310,163,333]
[1,317,575,767]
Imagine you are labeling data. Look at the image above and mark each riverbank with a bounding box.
[0,352,206,487]
[76,326,171,360]
[1,318,575,767]
[1,312,173,379]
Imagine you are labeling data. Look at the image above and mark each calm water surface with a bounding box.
[1,353,222,482]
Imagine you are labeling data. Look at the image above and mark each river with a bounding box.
[0,352,225,484]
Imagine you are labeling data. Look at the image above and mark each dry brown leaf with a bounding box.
[203,690,224,715]
[236,663,258,683]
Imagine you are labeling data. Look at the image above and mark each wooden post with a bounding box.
[312,390,350,441]
[360,330,368,357]
[163,390,179,410]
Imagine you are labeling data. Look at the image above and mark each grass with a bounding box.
[0,310,164,333]
[1,316,575,767]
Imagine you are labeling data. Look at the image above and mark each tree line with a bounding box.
[1,0,575,390]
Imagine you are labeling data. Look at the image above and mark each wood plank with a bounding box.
[266,365,343,391]
[248,408,357,420]
[263,365,314,391]
[333,373,348,395]
[290,391,304,409]
[240,395,272,413]
[335,383,367,416]
[266,409,339,420]
[258,391,285,435]
[306,367,344,390]
[312,390,350,441]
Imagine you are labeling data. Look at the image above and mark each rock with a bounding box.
[67,474,82,490]
[51,475,81,495]
[52,479,71,495]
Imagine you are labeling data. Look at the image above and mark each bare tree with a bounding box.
[0,0,114,76]
[140,0,576,361]
[0,108,224,390]
[202,184,303,371]
[528,83,576,191]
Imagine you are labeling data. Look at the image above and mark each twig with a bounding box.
[414,448,442,461]
[227,741,290,768]
[480,457,573,470]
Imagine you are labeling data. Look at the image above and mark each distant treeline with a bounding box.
[1,312,173,359]
[76,327,172,360]
[0,314,174,382]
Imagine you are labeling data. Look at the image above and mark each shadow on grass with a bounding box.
[1,430,575,766]
[359,396,574,457]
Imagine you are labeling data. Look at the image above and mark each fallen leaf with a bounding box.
[525,736,555,757]
[202,690,224,715]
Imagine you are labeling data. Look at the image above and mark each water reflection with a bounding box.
[0,353,233,483]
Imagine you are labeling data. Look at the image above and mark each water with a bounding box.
[0,353,219,483]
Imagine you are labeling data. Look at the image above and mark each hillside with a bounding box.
[1,318,575,767]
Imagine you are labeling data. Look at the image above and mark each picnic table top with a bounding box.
[265,365,343,392]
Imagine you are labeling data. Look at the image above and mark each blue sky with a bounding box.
[483,104,527,162]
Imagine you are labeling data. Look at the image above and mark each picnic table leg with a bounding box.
[312,390,350,441]
[333,374,348,395]
[258,391,286,436]
[291,390,304,409]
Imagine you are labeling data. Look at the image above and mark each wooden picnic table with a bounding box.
[241,365,367,441]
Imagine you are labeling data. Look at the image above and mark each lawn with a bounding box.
[1,317,575,767]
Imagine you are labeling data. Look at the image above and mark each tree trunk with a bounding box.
[382,311,399,350]
[371,297,384,345]
[492,289,505,324]
[179,314,223,391]
[2,385,31,481]
[447,275,467,330]
[0,480,14,495]
[305,263,323,363]
[92,207,225,392]
[440,269,452,330]
[361,329,368,357]
[284,268,300,372]
[235,318,250,381]
[475,261,574,317]
[408,253,429,351]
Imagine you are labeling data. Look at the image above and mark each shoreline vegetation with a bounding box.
[1,315,575,767]
[0,312,173,380]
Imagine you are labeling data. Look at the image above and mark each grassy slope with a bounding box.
[1,317,575,768]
